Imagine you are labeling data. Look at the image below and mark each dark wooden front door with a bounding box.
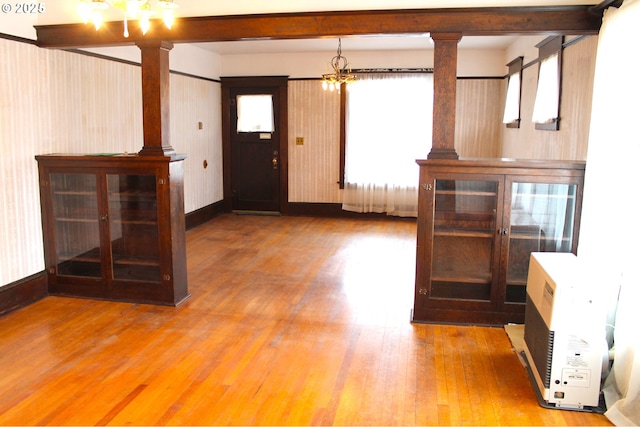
[222,77,288,214]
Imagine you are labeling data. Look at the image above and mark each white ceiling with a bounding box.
[195,35,520,55]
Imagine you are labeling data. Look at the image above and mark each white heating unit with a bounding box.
[523,252,605,411]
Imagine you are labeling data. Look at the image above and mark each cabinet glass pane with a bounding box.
[107,174,161,282]
[431,179,499,301]
[50,173,102,278]
[506,182,577,303]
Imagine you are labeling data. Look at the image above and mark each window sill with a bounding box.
[535,119,560,131]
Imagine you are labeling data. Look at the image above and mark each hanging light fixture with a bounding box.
[78,0,179,37]
[322,38,356,92]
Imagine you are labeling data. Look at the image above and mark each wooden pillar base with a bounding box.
[427,147,459,160]
[138,146,177,157]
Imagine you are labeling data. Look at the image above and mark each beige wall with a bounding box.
[500,35,598,160]
[0,39,50,287]
[170,74,224,209]
[456,79,504,158]
[288,80,342,203]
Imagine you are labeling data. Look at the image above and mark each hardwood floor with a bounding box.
[0,214,611,426]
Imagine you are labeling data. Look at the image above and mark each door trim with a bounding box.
[221,76,289,215]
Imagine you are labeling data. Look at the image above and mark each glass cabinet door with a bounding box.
[107,174,161,282]
[431,178,501,301]
[505,181,578,303]
[50,173,102,278]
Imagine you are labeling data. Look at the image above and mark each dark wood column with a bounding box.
[137,41,175,157]
[428,32,462,160]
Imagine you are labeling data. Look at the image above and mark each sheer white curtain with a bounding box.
[342,73,433,217]
[577,0,640,425]
[532,53,560,124]
[503,71,521,123]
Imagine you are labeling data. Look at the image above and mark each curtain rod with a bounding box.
[351,68,433,73]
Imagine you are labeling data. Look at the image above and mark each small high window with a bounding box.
[532,36,563,131]
[503,56,524,128]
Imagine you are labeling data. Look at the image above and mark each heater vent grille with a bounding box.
[524,295,554,388]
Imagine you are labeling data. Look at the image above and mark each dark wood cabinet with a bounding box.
[412,159,585,325]
[36,154,189,306]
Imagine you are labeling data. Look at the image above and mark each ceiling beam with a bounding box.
[35,6,602,49]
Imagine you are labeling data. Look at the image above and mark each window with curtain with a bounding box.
[503,56,523,128]
[341,72,433,217]
[532,36,563,130]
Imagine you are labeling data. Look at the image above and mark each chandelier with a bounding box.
[78,0,179,37]
[322,38,356,92]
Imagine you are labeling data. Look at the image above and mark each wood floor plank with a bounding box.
[414,325,441,425]
[0,214,612,426]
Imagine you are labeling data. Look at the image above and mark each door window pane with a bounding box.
[236,94,274,133]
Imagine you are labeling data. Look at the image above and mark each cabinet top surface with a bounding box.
[416,157,586,170]
[35,153,188,164]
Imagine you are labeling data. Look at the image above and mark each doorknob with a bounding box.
[272,150,279,170]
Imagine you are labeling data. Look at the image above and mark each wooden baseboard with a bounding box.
[0,271,48,317]
[411,307,525,326]
[287,202,417,220]
[185,200,226,230]
[186,201,417,223]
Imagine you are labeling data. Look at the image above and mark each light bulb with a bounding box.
[159,0,178,29]
[163,9,174,29]
[140,14,150,34]
[92,10,103,30]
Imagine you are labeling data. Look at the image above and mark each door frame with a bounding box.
[221,76,289,215]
